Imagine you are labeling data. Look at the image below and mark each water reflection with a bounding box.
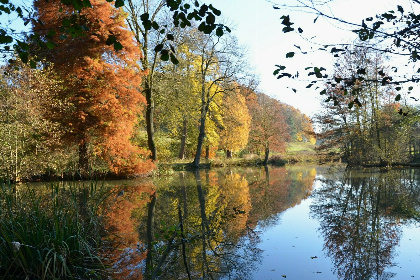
[109,166,316,279]
[311,168,420,280]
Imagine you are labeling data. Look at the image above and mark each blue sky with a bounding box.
[208,0,420,117]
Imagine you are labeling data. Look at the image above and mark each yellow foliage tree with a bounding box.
[219,86,251,158]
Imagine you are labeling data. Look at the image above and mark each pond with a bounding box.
[7,165,420,279]
[103,165,420,279]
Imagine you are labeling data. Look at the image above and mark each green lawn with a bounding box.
[286,142,317,154]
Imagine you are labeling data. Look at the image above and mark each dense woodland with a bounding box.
[0,0,419,182]
[0,0,315,181]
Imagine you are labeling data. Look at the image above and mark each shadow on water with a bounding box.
[311,168,420,280]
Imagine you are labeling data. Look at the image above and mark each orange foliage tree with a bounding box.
[33,0,153,175]
[247,92,289,164]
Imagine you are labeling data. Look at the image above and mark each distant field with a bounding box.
[286,142,317,154]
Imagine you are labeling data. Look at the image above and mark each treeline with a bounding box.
[0,0,314,181]
[315,46,420,166]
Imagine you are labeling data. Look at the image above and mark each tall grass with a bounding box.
[0,180,113,279]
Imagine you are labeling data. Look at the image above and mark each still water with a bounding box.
[102,165,420,280]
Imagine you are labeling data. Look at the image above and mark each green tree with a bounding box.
[0,62,65,181]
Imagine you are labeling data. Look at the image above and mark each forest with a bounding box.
[0,0,317,182]
[0,0,419,182]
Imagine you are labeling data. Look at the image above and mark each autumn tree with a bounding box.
[247,93,289,165]
[125,0,169,162]
[124,0,230,162]
[315,46,417,165]
[191,30,246,167]
[219,85,251,158]
[33,0,153,175]
[153,42,202,160]
[0,62,66,181]
[281,104,315,144]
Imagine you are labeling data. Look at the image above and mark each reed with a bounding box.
[0,180,112,279]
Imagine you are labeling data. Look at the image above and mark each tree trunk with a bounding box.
[145,192,157,279]
[145,83,157,161]
[195,170,211,276]
[78,141,89,175]
[205,145,210,160]
[226,150,232,159]
[178,118,187,160]
[264,165,270,185]
[263,147,270,165]
[193,106,208,168]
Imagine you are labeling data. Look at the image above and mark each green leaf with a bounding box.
[160,49,169,61]
[0,34,13,44]
[206,13,215,24]
[215,27,223,37]
[114,41,123,51]
[18,51,28,63]
[170,53,179,64]
[154,44,163,52]
[209,4,221,16]
[17,40,29,51]
[286,52,295,58]
[73,0,83,10]
[356,68,366,75]
[320,89,326,95]
[408,86,413,91]
[46,41,55,49]
[115,0,124,8]
[166,34,174,40]
[282,26,294,33]
[106,35,116,45]
[395,94,401,101]
[29,60,37,68]
[140,13,149,21]
[395,86,402,91]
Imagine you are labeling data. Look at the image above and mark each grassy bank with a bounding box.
[155,142,321,175]
[0,181,113,279]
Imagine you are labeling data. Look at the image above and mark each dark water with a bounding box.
[100,165,420,280]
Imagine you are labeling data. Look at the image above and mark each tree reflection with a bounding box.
[246,166,315,228]
[140,169,263,280]
[311,169,420,280]
[107,166,317,279]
